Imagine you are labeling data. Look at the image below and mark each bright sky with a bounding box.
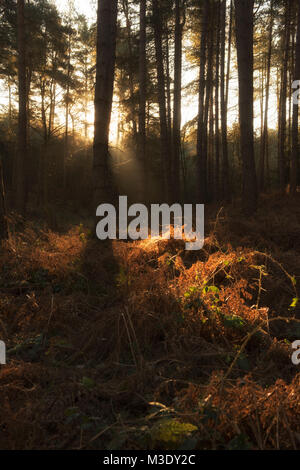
[55,0,96,22]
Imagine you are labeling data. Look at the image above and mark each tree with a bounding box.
[220,0,231,201]
[278,0,291,192]
[196,0,210,203]
[152,0,172,202]
[258,0,274,192]
[234,0,257,215]
[63,2,77,196]
[138,0,147,198]
[202,7,214,202]
[214,0,221,200]
[76,16,94,145]
[93,0,118,208]
[0,1,17,133]
[121,0,137,138]
[0,147,8,240]
[172,0,186,201]
[291,0,300,194]
[32,2,69,206]
[15,0,27,214]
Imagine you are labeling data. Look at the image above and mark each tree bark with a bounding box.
[259,0,274,192]
[15,0,27,215]
[202,7,214,202]
[291,0,300,194]
[165,32,172,139]
[0,158,8,240]
[138,0,147,199]
[64,30,71,196]
[152,0,172,202]
[220,0,231,202]
[196,1,210,203]
[234,0,257,215]
[172,0,185,201]
[122,0,138,138]
[93,0,118,209]
[215,0,221,200]
[278,0,291,192]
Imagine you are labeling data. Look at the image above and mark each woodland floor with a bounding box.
[0,194,300,450]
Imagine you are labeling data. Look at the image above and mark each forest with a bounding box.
[0,0,300,452]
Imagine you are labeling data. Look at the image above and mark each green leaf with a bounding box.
[223,315,245,330]
[203,286,219,295]
[151,419,198,449]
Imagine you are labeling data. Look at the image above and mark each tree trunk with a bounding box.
[202,7,214,202]
[220,0,231,202]
[39,79,48,207]
[152,0,172,202]
[215,0,221,200]
[234,0,257,215]
[259,0,273,192]
[93,0,118,209]
[122,0,138,138]
[291,0,300,194]
[64,34,71,196]
[48,76,56,139]
[138,0,147,199]
[208,88,215,200]
[165,33,172,139]
[0,158,8,240]
[278,0,291,192]
[15,0,27,215]
[8,80,12,128]
[173,0,185,202]
[196,1,209,203]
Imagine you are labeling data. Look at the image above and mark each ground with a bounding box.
[0,193,300,450]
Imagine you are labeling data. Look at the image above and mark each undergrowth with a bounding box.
[0,193,300,450]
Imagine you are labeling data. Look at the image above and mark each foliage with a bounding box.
[0,196,299,449]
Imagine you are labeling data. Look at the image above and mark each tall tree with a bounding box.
[196,0,210,203]
[0,152,8,240]
[202,9,215,202]
[93,0,118,208]
[220,0,231,201]
[152,0,172,202]
[278,0,291,192]
[63,3,76,196]
[215,0,221,200]
[138,0,147,198]
[172,0,186,201]
[15,0,27,214]
[122,0,137,138]
[291,0,300,194]
[259,0,274,192]
[234,0,257,215]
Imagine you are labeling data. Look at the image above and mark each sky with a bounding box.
[55,0,97,22]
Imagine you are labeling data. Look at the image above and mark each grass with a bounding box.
[0,193,299,450]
